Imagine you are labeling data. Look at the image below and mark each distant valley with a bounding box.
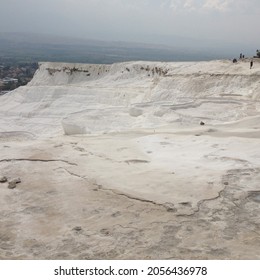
[0,32,234,65]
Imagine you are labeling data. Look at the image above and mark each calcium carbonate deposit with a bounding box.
[0,59,260,259]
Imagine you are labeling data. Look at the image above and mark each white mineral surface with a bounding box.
[0,59,260,259]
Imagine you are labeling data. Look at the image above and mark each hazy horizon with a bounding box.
[0,0,259,54]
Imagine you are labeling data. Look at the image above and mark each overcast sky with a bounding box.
[0,0,259,48]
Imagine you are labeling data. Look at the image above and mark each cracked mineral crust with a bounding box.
[0,60,260,259]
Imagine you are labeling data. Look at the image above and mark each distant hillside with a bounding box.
[1,59,260,136]
[0,32,229,65]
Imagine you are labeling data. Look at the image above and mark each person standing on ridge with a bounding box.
[250,60,253,69]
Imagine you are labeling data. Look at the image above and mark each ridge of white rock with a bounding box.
[0,59,260,136]
[1,59,260,259]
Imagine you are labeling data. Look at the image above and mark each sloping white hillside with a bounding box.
[1,59,260,136]
[0,59,260,259]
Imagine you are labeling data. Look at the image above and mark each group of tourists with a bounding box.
[232,53,254,69]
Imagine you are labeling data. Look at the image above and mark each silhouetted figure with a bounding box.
[243,55,245,59]
[240,53,242,59]
[233,58,237,63]
[250,60,253,69]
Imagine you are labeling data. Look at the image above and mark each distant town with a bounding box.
[0,62,38,95]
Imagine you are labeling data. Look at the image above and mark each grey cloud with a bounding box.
[0,0,259,47]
